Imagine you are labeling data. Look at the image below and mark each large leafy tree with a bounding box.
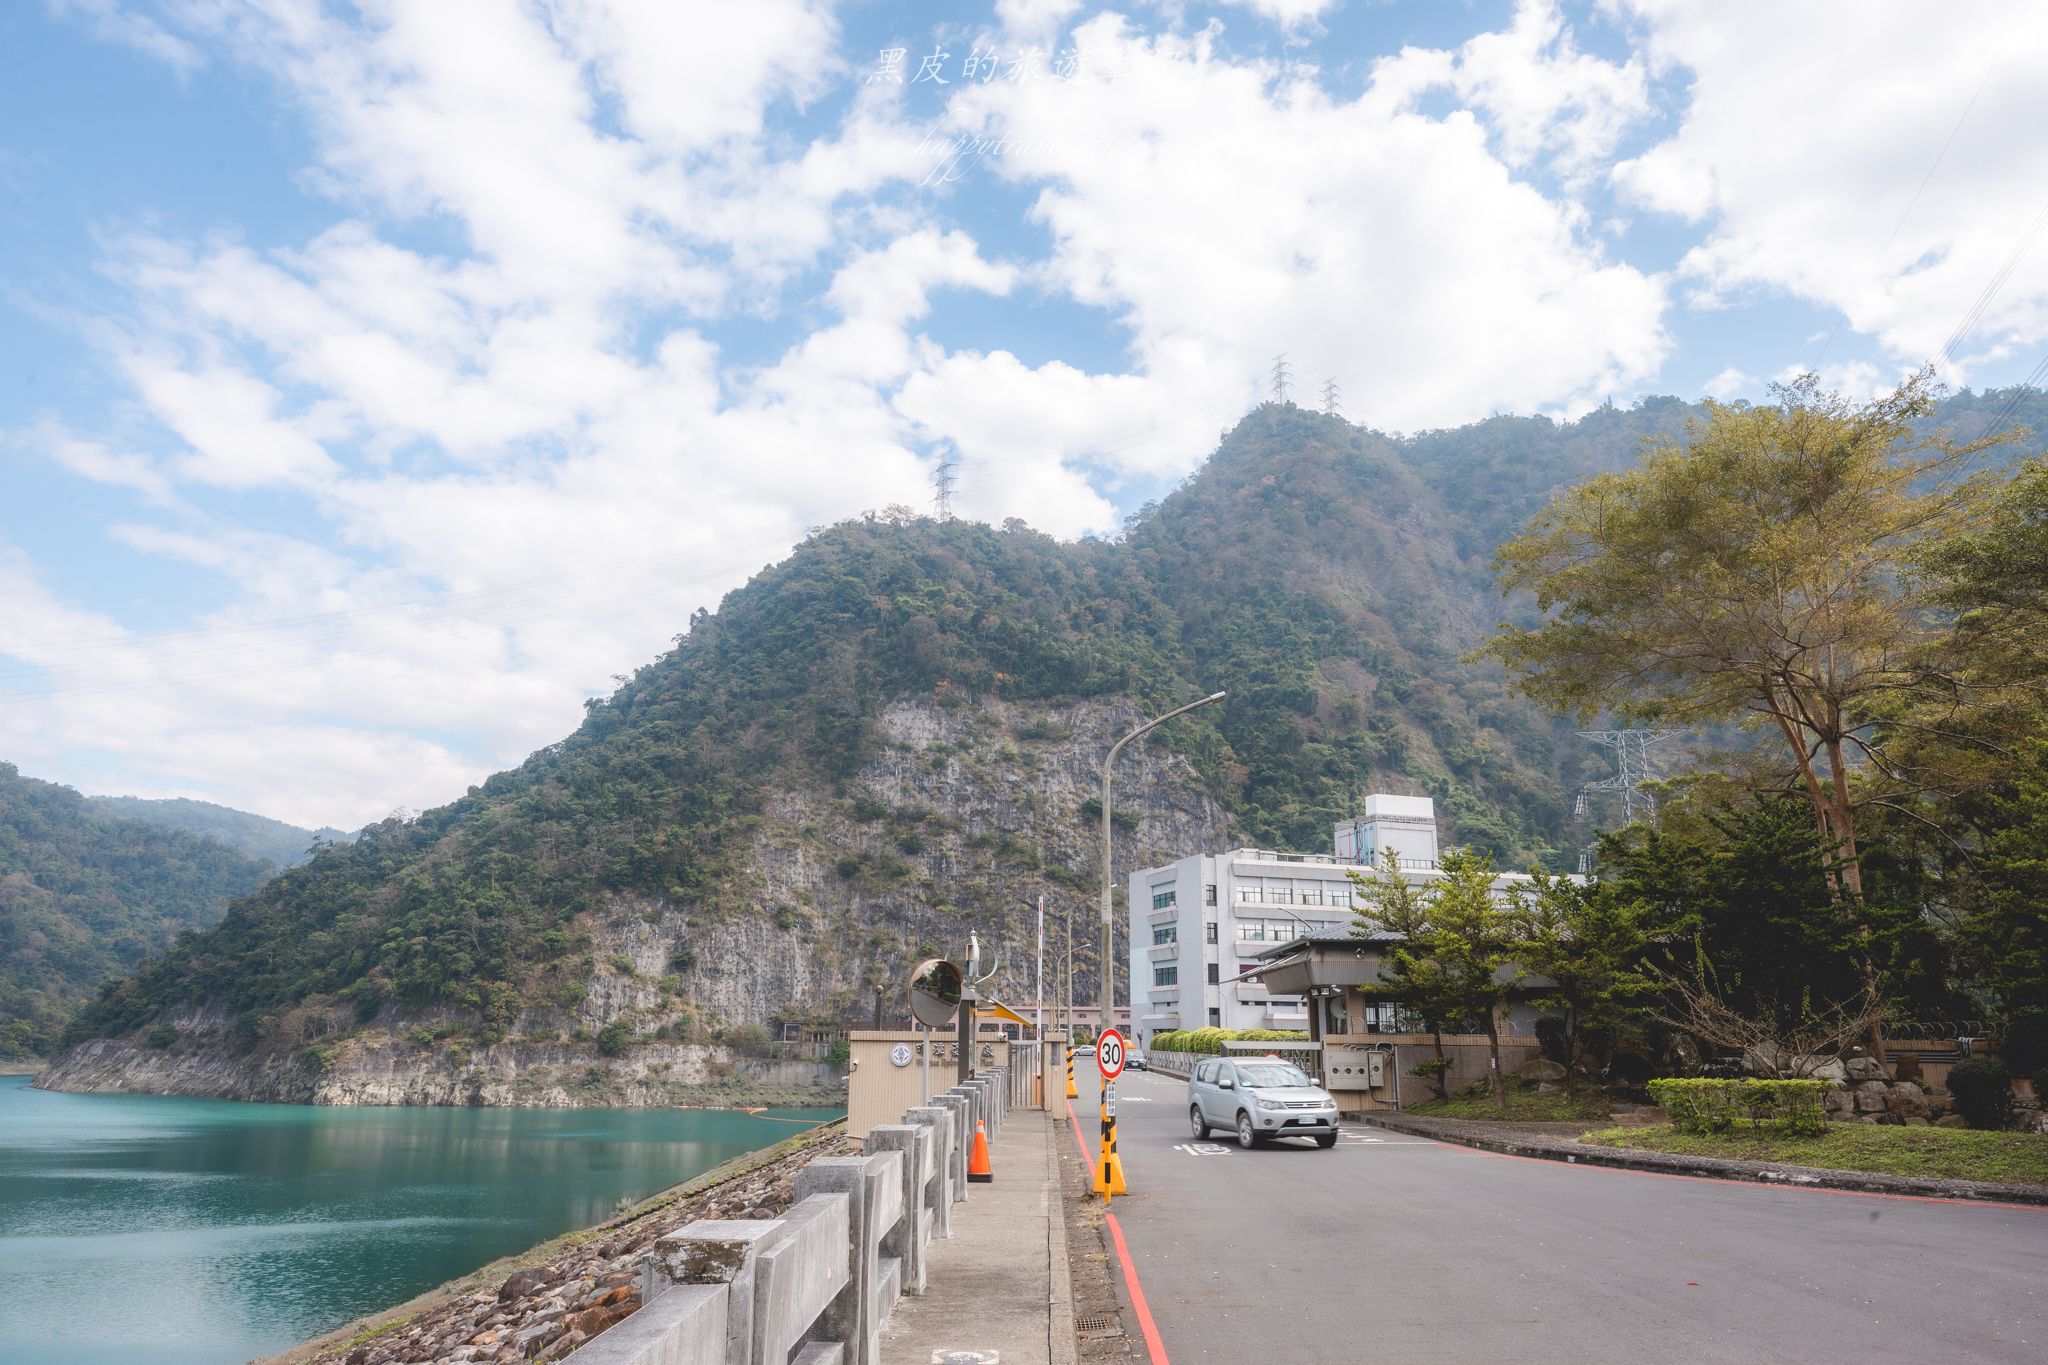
[1485,373,2007,986]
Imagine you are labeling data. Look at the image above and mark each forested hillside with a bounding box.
[46,395,2047,1102]
[1,764,273,1059]
[86,796,351,870]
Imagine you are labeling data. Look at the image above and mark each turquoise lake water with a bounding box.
[0,1075,838,1364]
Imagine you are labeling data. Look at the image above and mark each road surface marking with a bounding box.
[1171,1143,1232,1156]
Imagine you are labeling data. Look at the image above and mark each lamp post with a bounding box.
[1099,692,1227,1041]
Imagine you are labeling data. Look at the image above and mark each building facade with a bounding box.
[1126,794,1553,1048]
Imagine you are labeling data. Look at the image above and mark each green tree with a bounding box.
[1486,372,2007,987]
[1352,847,1527,1110]
[1513,870,1657,1075]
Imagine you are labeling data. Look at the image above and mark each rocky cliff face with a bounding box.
[39,697,1226,1104]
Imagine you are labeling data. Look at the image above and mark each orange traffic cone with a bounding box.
[967,1119,994,1184]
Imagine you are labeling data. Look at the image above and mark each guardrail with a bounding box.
[565,1067,1008,1365]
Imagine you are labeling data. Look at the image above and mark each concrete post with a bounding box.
[863,1124,930,1295]
[654,1219,788,1365]
[902,1105,955,1238]
[936,1093,971,1200]
[751,1193,851,1365]
[796,1153,898,1365]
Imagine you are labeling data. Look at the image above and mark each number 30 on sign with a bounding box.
[1096,1027,1126,1080]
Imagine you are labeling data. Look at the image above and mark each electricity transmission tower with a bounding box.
[1269,354,1292,404]
[1321,377,1341,416]
[1574,729,1673,874]
[931,452,956,520]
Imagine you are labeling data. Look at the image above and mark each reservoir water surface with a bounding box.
[0,1075,838,1364]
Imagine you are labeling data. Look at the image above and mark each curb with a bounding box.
[1359,1111,2048,1209]
[1045,1110,1079,1365]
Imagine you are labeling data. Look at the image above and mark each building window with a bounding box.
[1154,965,1178,987]
[1207,1008,1222,1026]
[1151,924,1177,945]
[1151,887,1177,910]
[1204,922,1218,943]
[1206,963,1220,985]
[1205,884,1218,905]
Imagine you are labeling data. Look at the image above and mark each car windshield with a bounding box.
[1234,1063,1312,1088]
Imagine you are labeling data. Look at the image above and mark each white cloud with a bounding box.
[12,0,1693,825]
[944,15,1668,430]
[1215,0,1341,27]
[1614,0,2048,377]
[1700,366,1752,401]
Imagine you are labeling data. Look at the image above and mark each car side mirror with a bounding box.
[1218,1078,1234,1090]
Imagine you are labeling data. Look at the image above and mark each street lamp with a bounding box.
[1099,691,1228,1040]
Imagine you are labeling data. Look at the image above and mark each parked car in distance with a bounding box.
[1188,1057,1338,1148]
[1126,1046,1147,1071]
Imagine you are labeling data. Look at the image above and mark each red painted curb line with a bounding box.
[1105,1211,1171,1365]
[1066,1100,1171,1365]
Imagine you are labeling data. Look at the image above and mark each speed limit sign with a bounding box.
[1096,1027,1127,1081]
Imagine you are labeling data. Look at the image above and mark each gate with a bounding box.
[1222,1039,1325,1082]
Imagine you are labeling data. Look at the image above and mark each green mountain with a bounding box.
[43,396,2047,1102]
[1,764,274,1059]
[85,795,352,870]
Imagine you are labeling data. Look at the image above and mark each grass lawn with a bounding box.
[1408,1085,1613,1122]
[1576,1123,2048,1187]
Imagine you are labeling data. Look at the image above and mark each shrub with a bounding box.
[146,1024,178,1049]
[826,1037,851,1068]
[670,946,697,973]
[595,1021,633,1057]
[609,954,637,977]
[834,855,864,879]
[1408,1056,1452,1078]
[1946,1057,2014,1130]
[1535,1015,1570,1067]
[1999,1008,2048,1077]
[1648,1078,1830,1135]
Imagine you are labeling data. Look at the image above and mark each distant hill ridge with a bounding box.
[39,391,2048,1103]
[1,764,275,1059]
[85,795,354,870]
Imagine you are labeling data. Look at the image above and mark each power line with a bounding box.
[1321,377,1341,417]
[1574,729,1672,826]
[1811,55,2001,371]
[1269,355,1291,405]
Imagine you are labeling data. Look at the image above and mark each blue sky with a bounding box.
[3,0,2047,827]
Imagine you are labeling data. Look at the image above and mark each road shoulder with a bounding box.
[1361,1110,2048,1208]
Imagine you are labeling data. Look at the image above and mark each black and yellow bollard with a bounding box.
[1090,1092,1128,1198]
[1065,1047,1077,1099]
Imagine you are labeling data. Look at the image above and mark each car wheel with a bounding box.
[1236,1111,1258,1148]
[1315,1133,1337,1149]
[1190,1105,1210,1140]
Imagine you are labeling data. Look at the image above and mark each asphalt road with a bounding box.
[1074,1066,2047,1364]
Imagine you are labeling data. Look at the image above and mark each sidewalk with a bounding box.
[879,1108,1077,1365]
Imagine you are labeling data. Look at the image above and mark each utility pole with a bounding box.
[1321,377,1341,417]
[1035,893,1045,1038]
[1099,693,1228,1042]
[1269,355,1292,405]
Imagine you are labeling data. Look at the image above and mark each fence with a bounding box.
[566,1066,1010,1365]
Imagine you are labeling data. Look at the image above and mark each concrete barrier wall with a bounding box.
[569,1068,1007,1365]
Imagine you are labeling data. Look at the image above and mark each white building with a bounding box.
[1126,794,1549,1047]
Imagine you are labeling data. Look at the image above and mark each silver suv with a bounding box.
[1189,1057,1339,1148]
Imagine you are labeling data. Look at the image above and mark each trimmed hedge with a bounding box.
[1150,1027,1307,1055]
[1648,1078,1830,1135]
